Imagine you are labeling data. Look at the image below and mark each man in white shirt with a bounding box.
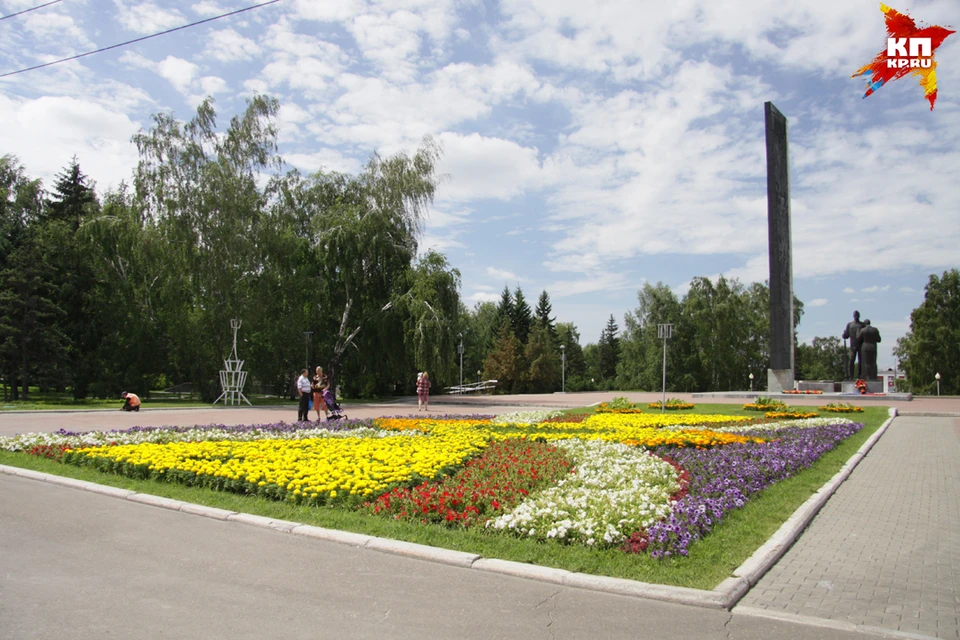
[296,369,312,422]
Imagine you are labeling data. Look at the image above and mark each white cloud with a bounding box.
[467,291,500,304]
[549,272,633,298]
[0,94,140,192]
[843,288,856,294]
[285,149,363,176]
[204,29,263,62]
[861,285,890,293]
[113,1,184,34]
[486,267,529,282]
[435,132,544,202]
[807,298,828,307]
[157,56,199,95]
[192,1,227,18]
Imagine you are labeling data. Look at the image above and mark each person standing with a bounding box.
[296,369,312,422]
[312,366,328,421]
[417,371,431,411]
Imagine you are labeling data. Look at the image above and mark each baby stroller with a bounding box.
[322,387,346,421]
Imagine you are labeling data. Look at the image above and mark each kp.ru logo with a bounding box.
[852,4,955,110]
[886,37,933,69]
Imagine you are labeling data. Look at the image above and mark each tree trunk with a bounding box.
[21,348,29,401]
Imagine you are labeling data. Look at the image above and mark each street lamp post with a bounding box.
[936,372,941,396]
[560,345,566,393]
[303,331,313,371]
[457,333,463,389]
[749,372,754,392]
[477,370,481,385]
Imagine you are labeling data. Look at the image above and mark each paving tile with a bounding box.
[741,417,960,638]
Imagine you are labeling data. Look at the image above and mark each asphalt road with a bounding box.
[1,473,887,640]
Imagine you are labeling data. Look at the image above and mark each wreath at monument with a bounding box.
[855,379,867,395]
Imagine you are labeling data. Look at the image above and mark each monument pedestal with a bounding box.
[841,380,884,394]
[768,369,795,394]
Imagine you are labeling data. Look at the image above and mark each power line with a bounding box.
[0,0,62,22]
[0,0,283,79]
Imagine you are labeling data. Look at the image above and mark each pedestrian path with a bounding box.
[736,416,960,639]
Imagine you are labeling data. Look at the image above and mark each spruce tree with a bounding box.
[493,285,513,333]
[534,290,557,342]
[45,157,97,230]
[597,314,621,381]
[511,286,532,345]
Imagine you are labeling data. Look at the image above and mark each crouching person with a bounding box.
[121,391,141,412]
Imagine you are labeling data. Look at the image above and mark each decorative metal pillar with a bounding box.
[214,319,252,406]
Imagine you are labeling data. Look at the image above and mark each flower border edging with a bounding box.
[0,409,897,611]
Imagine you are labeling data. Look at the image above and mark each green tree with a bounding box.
[132,95,283,400]
[44,157,98,230]
[796,336,846,381]
[298,137,443,395]
[534,290,557,342]
[556,322,586,381]
[0,228,70,399]
[43,159,102,397]
[463,301,498,383]
[493,285,512,333]
[523,323,560,393]
[391,251,461,388]
[617,282,682,391]
[510,286,532,345]
[597,314,620,381]
[0,156,49,399]
[894,269,960,395]
[484,321,524,394]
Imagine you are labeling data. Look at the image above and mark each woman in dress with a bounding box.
[312,366,328,421]
[417,371,431,411]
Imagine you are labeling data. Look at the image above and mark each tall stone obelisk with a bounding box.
[764,102,795,393]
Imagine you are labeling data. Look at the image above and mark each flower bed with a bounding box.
[4,411,863,559]
[764,410,820,420]
[488,439,681,545]
[364,439,574,526]
[643,421,861,557]
[818,402,865,413]
[782,389,823,394]
[647,399,695,410]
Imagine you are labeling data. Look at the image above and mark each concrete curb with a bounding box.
[0,410,897,611]
[729,407,898,593]
[733,604,940,640]
[896,411,960,417]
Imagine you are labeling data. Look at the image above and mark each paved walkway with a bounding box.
[737,416,960,639]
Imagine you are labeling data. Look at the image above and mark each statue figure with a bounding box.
[841,310,865,379]
[858,320,882,380]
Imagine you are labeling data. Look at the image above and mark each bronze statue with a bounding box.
[858,320,882,380]
[842,310,865,379]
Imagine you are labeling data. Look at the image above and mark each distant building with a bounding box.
[879,367,907,393]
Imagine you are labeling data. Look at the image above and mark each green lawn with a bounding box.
[0,403,889,590]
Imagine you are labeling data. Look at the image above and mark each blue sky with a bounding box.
[1,0,958,373]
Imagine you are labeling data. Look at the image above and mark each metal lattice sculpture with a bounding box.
[214,319,252,406]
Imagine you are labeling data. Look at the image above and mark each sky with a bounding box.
[1,0,958,378]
